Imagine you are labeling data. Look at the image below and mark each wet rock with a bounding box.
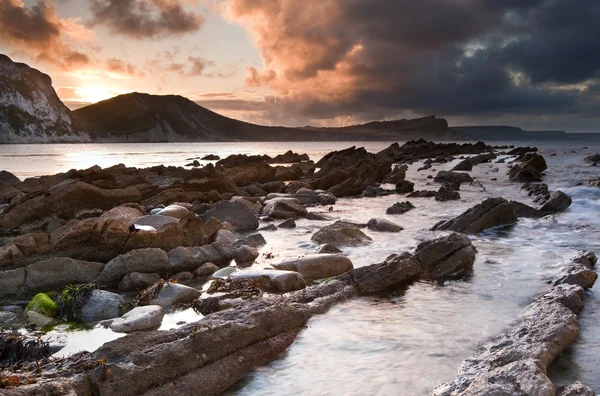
[452,158,473,171]
[202,154,220,160]
[169,271,193,283]
[0,311,18,328]
[230,270,306,293]
[366,218,403,232]
[432,197,518,233]
[278,219,297,228]
[262,199,308,219]
[139,282,201,308]
[384,164,408,184]
[585,178,600,187]
[156,204,190,219]
[311,221,372,246]
[25,293,58,317]
[407,190,437,198]
[433,171,473,186]
[211,267,237,279]
[0,170,20,186]
[435,185,460,201]
[96,248,171,287]
[305,212,333,221]
[168,247,208,273]
[317,244,342,254]
[80,290,125,323]
[273,254,354,278]
[584,153,600,165]
[132,215,178,230]
[510,201,545,219]
[233,233,267,249]
[0,268,26,300]
[26,311,56,327]
[395,180,415,194]
[508,152,547,182]
[214,229,235,245]
[553,252,597,290]
[118,272,162,291]
[202,201,258,231]
[328,177,365,197]
[558,381,596,396]
[193,262,219,277]
[24,257,104,294]
[522,182,550,203]
[386,201,415,215]
[110,306,165,333]
[271,150,310,163]
[539,190,572,213]
[377,139,492,163]
[233,245,259,266]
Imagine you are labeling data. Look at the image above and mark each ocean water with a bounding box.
[1,141,599,394]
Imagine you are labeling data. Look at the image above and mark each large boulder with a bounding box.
[110,306,165,333]
[435,185,461,201]
[508,153,547,182]
[95,248,171,287]
[432,197,518,233]
[24,257,104,294]
[202,201,258,231]
[311,221,372,246]
[233,245,259,266]
[80,290,125,323]
[273,254,354,278]
[262,199,308,219]
[539,190,572,213]
[230,270,306,293]
[433,171,473,185]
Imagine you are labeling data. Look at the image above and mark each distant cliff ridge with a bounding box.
[0,54,458,143]
[454,126,600,141]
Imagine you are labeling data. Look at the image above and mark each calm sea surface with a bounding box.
[1,140,599,394]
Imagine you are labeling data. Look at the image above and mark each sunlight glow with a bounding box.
[75,86,123,104]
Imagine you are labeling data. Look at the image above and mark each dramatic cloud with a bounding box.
[89,0,204,39]
[225,0,600,128]
[106,58,144,77]
[0,0,93,69]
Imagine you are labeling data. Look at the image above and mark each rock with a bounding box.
[522,182,550,203]
[214,229,235,245]
[386,201,415,215]
[25,293,57,317]
[96,248,171,287]
[452,159,473,171]
[585,178,600,187]
[433,171,473,185]
[317,244,342,254]
[25,257,104,294]
[305,212,333,221]
[278,219,296,228]
[407,190,437,198]
[262,199,308,219]
[394,179,415,194]
[0,170,20,185]
[118,272,162,291]
[110,306,165,333]
[80,290,125,323]
[553,252,597,290]
[193,262,219,277]
[132,215,178,230]
[234,245,259,266]
[432,197,518,233]
[258,224,277,231]
[203,201,258,231]
[384,164,408,184]
[558,381,596,396]
[1,305,24,315]
[508,152,547,182]
[0,268,26,300]
[584,153,600,164]
[271,150,310,163]
[510,201,545,219]
[202,154,220,160]
[273,254,354,278]
[539,190,572,213]
[435,185,461,201]
[230,270,306,293]
[296,187,315,195]
[233,233,267,249]
[0,311,18,328]
[211,267,238,279]
[26,311,56,327]
[140,282,201,308]
[367,218,403,232]
[168,247,210,273]
[169,272,193,283]
[311,221,373,246]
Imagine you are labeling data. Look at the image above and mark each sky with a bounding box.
[0,0,599,131]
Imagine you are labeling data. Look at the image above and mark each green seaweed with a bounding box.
[25,294,58,318]
[55,283,98,321]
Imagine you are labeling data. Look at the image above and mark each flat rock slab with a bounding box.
[273,254,353,278]
[432,197,518,234]
[230,270,306,293]
[110,306,165,333]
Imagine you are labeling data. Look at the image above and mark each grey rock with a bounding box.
[0,268,26,300]
[273,254,353,278]
[435,185,461,201]
[26,311,56,327]
[25,257,104,293]
[214,229,236,245]
[366,218,403,232]
[318,244,342,254]
[233,245,259,265]
[211,267,238,279]
[118,272,162,292]
[558,381,596,396]
[278,219,296,228]
[169,272,194,283]
[203,201,258,231]
[385,201,415,215]
[0,311,18,328]
[432,197,518,234]
[80,290,125,323]
[539,190,572,213]
[230,270,306,293]
[110,306,165,333]
[434,171,473,185]
[168,247,208,273]
[233,233,267,248]
[132,215,178,230]
[96,248,171,287]
[193,262,219,277]
[262,199,308,219]
[141,282,201,308]
[311,220,373,246]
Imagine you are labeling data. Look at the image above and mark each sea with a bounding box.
[1,140,599,395]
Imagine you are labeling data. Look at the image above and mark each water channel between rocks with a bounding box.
[2,141,599,395]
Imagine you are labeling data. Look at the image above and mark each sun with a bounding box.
[75,86,120,104]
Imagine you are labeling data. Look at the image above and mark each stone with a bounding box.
[583,153,600,164]
[202,201,258,231]
[230,270,306,293]
[452,159,473,171]
[278,219,296,228]
[233,234,267,249]
[553,252,598,290]
[0,311,18,328]
[311,221,372,246]
[0,170,20,185]
[395,179,415,194]
[508,153,547,182]
[26,311,56,327]
[118,272,162,292]
[193,262,219,277]
[168,247,208,273]
[169,272,193,283]
[435,185,461,201]
[318,244,343,254]
[558,381,596,396]
[386,201,415,215]
[25,293,57,317]
[433,171,473,185]
[96,248,171,287]
[132,215,178,230]
[233,245,259,265]
[0,268,26,300]
[539,190,572,213]
[141,282,201,308]
[273,254,354,278]
[211,267,237,279]
[384,164,408,184]
[25,258,104,293]
[432,197,518,233]
[110,306,165,333]
[407,190,437,198]
[80,290,125,323]
[202,154,220,160]
[262,199,308,219]
[214,229,235,245]
[367,218,403,232]
[156,205,190,219]
[510,201,545,218]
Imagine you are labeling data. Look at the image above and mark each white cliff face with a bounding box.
[0,54,91,143]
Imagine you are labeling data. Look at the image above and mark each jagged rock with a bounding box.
[110,306,165,333]
[24,257,104,294]
[80,290,125,323]
[435,185,461,201]
[386,201,415,215]
[230,270,306,293]
[202,154,220,160]
[262,199,308,219]
[118,272,162,292]
[539,190,572,213]
[0,170,20,186]
[230,197,263,214]
[278,219,296,228]
[328,177,366,197]
[510,201,545,218]
[377,139,491,163]
[139,282,201,308]
[384,164,408,183]
[522,182,550,203]
[311,221,372,246]
[553,252,597,290]
[273,254,354,278]
[407,190,437,198]
[558,381,596,396]
[432,197,518,233]
[508,152,547,182]
[585,178,600,187]
[584,153,600,164]
[433,171,473,186]
[271,150,310,163]
[202,201,258,231]
[395,180,415,194]
[366,218,403,232]
[233,234,267,249]
[233,245,259,266]
[452,159,473,171]
[194,262,219,277]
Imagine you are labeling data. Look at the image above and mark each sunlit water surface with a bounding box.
[1,141,599,394]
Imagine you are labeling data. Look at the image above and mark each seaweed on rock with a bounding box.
[55,283,98,321]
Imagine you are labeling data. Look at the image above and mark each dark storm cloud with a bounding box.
[226,0,600,129]
[88,0,204,39]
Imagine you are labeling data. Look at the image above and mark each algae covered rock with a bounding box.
[25,293,58,318]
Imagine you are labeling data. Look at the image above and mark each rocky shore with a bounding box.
[0,139,594,395]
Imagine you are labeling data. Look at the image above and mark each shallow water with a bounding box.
[1,141,599,394]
